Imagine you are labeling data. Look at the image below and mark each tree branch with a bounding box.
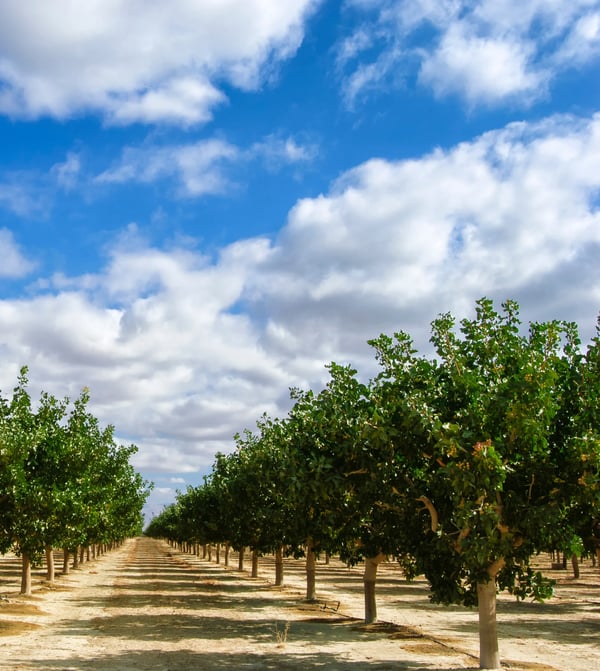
[487,557,506,578]
[416,495,438,533]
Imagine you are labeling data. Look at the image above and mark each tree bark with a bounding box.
[216,543,221,564]
[477,579,501,670]
[224,542,230,567]
[571,553,580,579]
[251,549,259,577]
[363,553,386,624]
[72,548,79,569]
[62,548,70,574]
[20,553,32,596]
[238,547,245,571]
[275,545,284,586]
[306,538,317,602]
[45,545,55,582]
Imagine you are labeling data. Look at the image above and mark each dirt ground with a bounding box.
[0,537,599,671]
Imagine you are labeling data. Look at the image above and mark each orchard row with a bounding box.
[146,299,600,670]
[0,367,151,595]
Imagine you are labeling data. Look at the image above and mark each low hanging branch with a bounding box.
[416,495,439,533]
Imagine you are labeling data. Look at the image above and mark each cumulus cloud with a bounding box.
[0,0,320,125]
[248,112,600,364]
[338,0,600,106]
[1,113,599,477]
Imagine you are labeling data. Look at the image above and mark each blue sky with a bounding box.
[1,1,600,518]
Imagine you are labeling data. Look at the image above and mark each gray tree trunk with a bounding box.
[477,579,501,669]
[45,545,55,582]
[20,553,32,596]
[363,553,386,624]
[306,538,317,602]
[571,553,580,579]
[251,549,259,577]
[62,548,70,574]
[275,545,284,586]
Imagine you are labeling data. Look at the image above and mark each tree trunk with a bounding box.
[224,542,230,567]
[238,547,245,571]
[62,548,70,575]
[216,543,221,564]
[306,538,317,602]
[251,549,259,577]
[596,546,600,569]
[571,553,580,579]
[363,553,386,624]
[72,548,79,570]
[207,545,212,561]
[275,545,284,586]
[20,553,32,596]
[477,578,501,670]
[45,545,55,582]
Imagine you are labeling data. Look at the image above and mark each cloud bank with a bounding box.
[1,113,599,480]
[0,0,320,124]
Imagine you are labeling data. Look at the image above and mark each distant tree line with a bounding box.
[0,367,151,595]
[145,298,600,670]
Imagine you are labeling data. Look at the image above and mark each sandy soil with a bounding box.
[1,537,599,670]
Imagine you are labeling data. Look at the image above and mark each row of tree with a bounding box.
[0,367,151,595]
[145,299,600,670]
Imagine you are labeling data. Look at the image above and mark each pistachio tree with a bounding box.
[373,299,600,669]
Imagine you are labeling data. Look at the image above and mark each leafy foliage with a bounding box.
[0,368,151,564]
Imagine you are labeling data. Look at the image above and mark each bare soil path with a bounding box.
[1,537,599,670]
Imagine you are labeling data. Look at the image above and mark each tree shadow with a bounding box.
[8,645,479,671]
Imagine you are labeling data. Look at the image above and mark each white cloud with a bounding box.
[105,76,227,127]
[554,10,600,67]
[419,26,544,105]
[0,228,36,278]
[0,152,84,217]
[0,0,320,125]
[50,152,81,190]
[0,180,41,217]
[96,139,239,197]
[248,112,600,364]
[339,0,600,106]
[1,113,599,479]
[249,134,319,168]
[96,134,318,196]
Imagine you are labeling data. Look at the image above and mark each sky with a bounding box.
[1,0,599,520]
